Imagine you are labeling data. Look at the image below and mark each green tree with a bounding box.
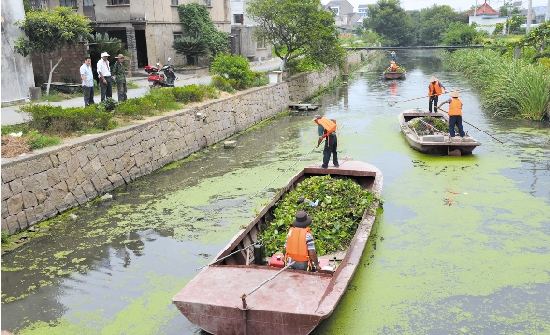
[173,37,210,65]
[443,22,482,46]
[246,0,345,71]
[417,5,461,45]
[210,53,253,89]
[511,21,550,60]
[14,6,91,95]
[362,0,416,46]
[175,3,228,65]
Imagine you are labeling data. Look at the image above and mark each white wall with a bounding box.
[1,0,35,103]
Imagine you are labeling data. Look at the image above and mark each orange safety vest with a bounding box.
[285,227,312,263]
[448,98,463,116]
[317,117,337,138]
[390,63,398,71]
[428,82,443,96]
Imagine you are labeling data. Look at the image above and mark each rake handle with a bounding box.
[435,107,504,144]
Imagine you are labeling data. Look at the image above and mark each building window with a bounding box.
[29,0,48,9]
[171,0,178,5]
[108,0,130,5]
[84,0,94,5]
[330,7,339,15]
[173,33,183,41]
[204,0,211,6]
[60,0,77,7]
[234,14,244,25]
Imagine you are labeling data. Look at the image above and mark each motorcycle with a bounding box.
[145,57,176,88]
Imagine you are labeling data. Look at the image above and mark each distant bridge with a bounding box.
[345,45,487,51]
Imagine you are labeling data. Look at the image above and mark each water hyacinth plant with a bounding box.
[259,175,379,257]
[443,49,550,120]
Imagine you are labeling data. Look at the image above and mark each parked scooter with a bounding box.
[145,57,176,88]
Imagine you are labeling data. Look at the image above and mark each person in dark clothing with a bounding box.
[428,76,446,112]
[313,115,339,169]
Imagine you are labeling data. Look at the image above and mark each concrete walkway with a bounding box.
[1,59,282,126]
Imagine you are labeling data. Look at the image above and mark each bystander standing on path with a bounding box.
[1,57,282,126]
[80,56,95,106]
[97,52,112,101]
[112,54,127,102]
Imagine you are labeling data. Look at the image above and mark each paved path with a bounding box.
[1,59,282,126]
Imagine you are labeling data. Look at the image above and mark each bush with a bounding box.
[100,97,118,112]
[25,130,61,149]
[115,98,156,117]
[19,104,114,133]
[211,75,235,93]
[210,53,253,89]
[287,55,324,73]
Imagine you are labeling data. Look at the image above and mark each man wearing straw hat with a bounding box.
[438,91,466,139]
[428,76,446,112]
[283,211,320,271]
[391,51,396,62]
[97,52,112,101]
[112,54,128,102]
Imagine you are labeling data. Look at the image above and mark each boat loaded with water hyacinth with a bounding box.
[172,158,383,335]
[398,108,482,156]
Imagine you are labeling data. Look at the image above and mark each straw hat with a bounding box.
[312,114,321,121]
[292,211,312,228]
[391,51,395,54]
[100,52,110,57]
[429,76,437,82]
[117,54,125,58]
[450,91,460,98]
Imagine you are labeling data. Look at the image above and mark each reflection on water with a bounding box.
[2,50,549,334]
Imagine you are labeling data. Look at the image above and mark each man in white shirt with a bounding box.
[80,56,94,106]
[97,51,112,101]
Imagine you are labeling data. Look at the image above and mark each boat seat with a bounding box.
[422,135,445,142]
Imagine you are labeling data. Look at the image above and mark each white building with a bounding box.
[468,0,508,35]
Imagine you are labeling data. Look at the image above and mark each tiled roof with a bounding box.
[469,0,499,15]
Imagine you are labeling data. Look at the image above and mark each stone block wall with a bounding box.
[1,51,371,234]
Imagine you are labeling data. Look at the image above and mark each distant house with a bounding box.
[357,5,368,22]
[229,0,272,62]
[468,0,507,35]
[325,0,360,30]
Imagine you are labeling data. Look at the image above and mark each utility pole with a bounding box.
[526,0,532,33]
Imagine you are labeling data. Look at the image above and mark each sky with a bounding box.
[325,0,549,12]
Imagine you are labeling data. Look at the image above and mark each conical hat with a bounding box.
[450,91,460,98]
[429,76,437,82]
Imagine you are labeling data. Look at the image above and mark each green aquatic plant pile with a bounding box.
[443,49,550,120]
[260,175,378,256]
[408,116,451,135]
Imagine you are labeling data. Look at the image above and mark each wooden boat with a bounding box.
[398,108,482,156]
[172,158,383,335]
[383,70,406,79]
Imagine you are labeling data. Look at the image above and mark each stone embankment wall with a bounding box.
[1,51,370,234]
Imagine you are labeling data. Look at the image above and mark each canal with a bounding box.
[2,50,549,334]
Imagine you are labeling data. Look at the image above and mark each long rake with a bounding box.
[388,88,466,107]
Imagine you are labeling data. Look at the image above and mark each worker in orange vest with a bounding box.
[313,115,339,169]
[428,76,446,112]
[437,90,466,139]
[389,61,398,71]
[283,211,320,271]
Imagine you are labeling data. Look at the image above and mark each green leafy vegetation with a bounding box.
[247,0,345,71]
[444,49,550,120]
[408,116,454,135]
[14,7,91,95]
[259,175,379,256]
[174,3,229,65]
[363,0,416,46]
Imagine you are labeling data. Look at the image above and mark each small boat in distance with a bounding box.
[172,158,383,335]
[398,108,482,156]
[383,70,406,79]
